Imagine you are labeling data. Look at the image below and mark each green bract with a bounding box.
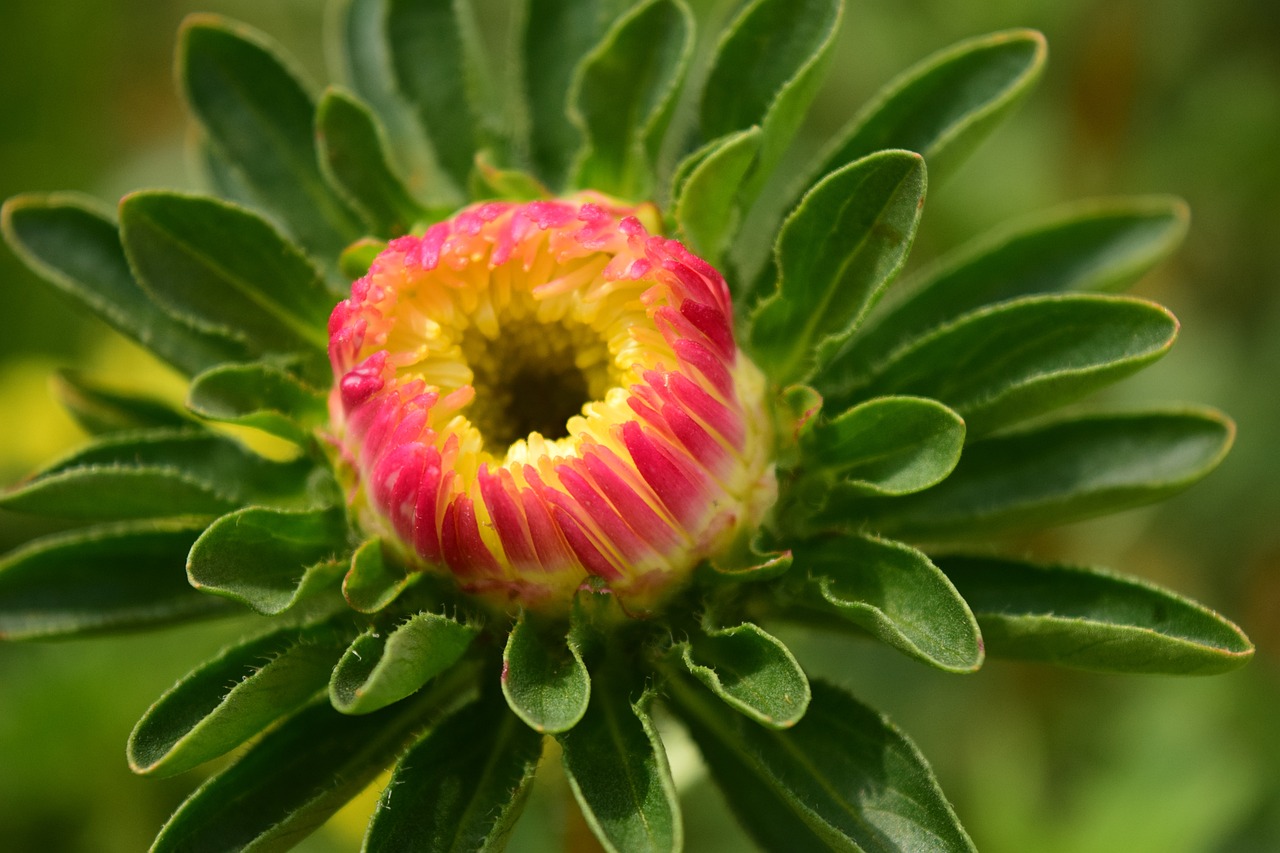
[0,2,1251,851]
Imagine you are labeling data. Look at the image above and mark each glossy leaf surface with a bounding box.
[939,556,1253,674]
[749,150,925,384]
[187,506,351,614]
[363,692,543,852]
[852,410,1234,539]
[680,621,810,728]
[502,613,590,734]
[1,194,244,375]
[673,127,761,263]
[835,295,1179,436]
[187,362,328,445]
[152,674,469,853]
[119,192,332,381]
[801,395,964,496]
[129,622,350,776]
[570,0,693,199]
[330,610,478,714]
[559,684,681,853]
[179,16,363,257]
[832,197,1190,390]
[316,87,425,236]
[668,677,975,852]
[0,521,229,640]
[796,533,982,672]
[700,0,841,202]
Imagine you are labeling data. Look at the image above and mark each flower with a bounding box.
[326,196,776,612]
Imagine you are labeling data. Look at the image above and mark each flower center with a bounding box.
[462,316,606,450]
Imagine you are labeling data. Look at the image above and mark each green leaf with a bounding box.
[194,132,259,209]
[152,665,475,853]
[938,555,1254,675]
[187,506,352,614]
[700,0,841,203]
[680,621,811,728]
[385,0,480,190]
[0,520,231,640]
[128,621,352,777]
[523,0,635,189]
[834,295,1180,436]
[332,0,442,204]
[501,612,591,734]
[801,395,965,497]
[119,191,332,382]
[848,410,1235,540]
[829,197,1191,393]
[0,193,245,376]
[796,533,983,672]
[749,150,926,384]
[187,362,328,446]
[51,370,190,435]
[559,682,681,853]
[673,127,762,263]
[316,87,426,236]
[330,610,478,715]
[2,428,323,519]
[363,691,543,852]
[811,28,1046,188]
[471,150,551,202]
[341,537,418,613]
[179,15,363,258]
[338,236,388,280]
[570,0,694,199]
[666,677,975,852]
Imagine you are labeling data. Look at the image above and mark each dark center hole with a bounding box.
[484,362,590,448]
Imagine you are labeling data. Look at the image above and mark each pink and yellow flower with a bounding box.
[327,196,775,612]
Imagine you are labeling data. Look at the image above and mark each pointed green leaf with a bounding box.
[363,692,543,852]
[680,621,810,728]
[119,191,332,382]
[802,395,965,496]
[569,0,694,199]
[831,197,1191,392]
[938,556,1254,674]
[834,295,1180,436]
[560,683,681,853]
[2,428,324,519]
[187,362,328,445]
[666,676,976,852]
[674,127,762,263]
[749,150,925,384]
[51,370,190,435]
[317,87,426,236]
[152,666,475,853]
[796,533,982,672]
[333,0,442,203]
[330,610,478,715]
[385,0,481,190]
[523,0,635,188]
[700,0,841,203]
[179,15,363,258]
[187,506,352,614]
[812,28,1046,187]
[128,621,352,777]
[850,410,1235,540]
[501,612,591,734]
[0,194,245,376]
[0,520,231,640]
[341,537,418,613]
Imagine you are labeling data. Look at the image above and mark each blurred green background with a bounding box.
[1,1,1277,850]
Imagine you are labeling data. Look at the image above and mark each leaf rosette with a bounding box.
[0,1,1251,851]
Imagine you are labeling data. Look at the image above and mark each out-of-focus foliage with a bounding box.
[1,0,1277,851]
